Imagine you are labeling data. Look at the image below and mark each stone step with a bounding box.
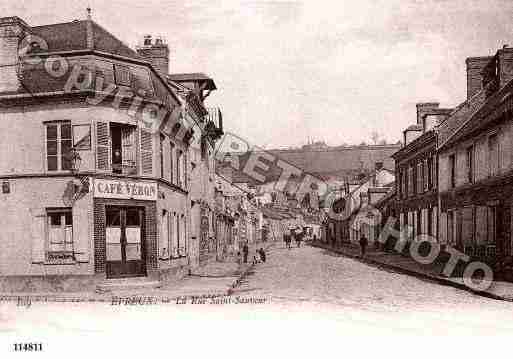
[96,277,162,293]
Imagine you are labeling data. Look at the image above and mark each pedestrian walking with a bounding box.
[359,234,368,258]
[258,248,266,263]
[284,232,291,249]
[296,228,303,248]
[242,242,249,263]
[236,251,242,265]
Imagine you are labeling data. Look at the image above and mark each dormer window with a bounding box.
[115,64,131,86]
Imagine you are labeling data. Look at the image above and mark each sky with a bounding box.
[3,0,513,149]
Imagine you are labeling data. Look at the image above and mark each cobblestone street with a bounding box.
[232,244,513,332]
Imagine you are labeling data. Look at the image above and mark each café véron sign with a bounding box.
[93,178,157,201]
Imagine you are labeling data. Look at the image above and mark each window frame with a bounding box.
[449,154,456,189]
[45,208,74,263]
[45,121,72,172]
[114,64,131,87]
[488,133,499,177]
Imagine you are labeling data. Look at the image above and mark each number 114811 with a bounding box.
[13,343,43,352]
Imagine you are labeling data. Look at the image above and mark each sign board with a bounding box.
[93,178,157,201]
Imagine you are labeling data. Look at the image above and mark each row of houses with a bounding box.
[323,44,513,281]
[0,14,258,291]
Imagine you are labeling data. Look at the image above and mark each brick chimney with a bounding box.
[416,103,439,125]
[466,56,493,99]
[0,17,30,92]
[136,35,170,75]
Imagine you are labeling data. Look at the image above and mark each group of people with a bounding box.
[237,242,267,265]
[283,227,304,249]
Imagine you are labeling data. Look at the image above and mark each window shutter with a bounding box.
[30,208,46,263]
[439,212,447,244]
[475,206,487,245]
[140,128,153,175]
[73,201,90,263]
[461,206,474,247]
[96,121,110,171]
[424,159,429,191]
[432,206,438,239]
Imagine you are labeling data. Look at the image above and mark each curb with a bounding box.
[310,242,513,303]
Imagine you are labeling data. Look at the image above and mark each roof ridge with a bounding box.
[32,19,86,28]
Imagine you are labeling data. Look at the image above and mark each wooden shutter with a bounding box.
[30,208,46,263]
[140,128,153,175]
[432,206,438,239]
[73,200,90,263]
[96,121,110,171]
[461,206,474,247]
[475,206,487,245]
[424,159,429,191]
[439,212,447,244]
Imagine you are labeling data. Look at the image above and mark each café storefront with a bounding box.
[92,178,158,279]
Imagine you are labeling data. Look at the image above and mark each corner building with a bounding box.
[0,16,209,290]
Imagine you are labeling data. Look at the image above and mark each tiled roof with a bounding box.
[438,80,497,148]
[224,145,399,184]
[168,73,216,90]
[439,79,513,150]
[31,20,143,60]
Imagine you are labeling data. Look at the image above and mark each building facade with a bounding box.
[393,103,452,246]
[0,16,221,290]
[437,47,513,279]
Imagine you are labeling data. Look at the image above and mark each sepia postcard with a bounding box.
[0,1,513,357]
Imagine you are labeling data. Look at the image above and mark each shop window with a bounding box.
[46,208,74,261]
[46,122,72,171]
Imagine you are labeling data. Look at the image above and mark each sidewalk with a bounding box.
[0,242,275,303]
[311,241,513,302]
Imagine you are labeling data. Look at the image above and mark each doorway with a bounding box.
[106,206,146,278]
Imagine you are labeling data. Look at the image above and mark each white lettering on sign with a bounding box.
[93,179,157,201]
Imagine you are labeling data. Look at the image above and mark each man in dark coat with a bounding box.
[359,234,368,258]
[242,242,249,263]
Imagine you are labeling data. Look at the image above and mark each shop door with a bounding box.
[106,206,146,278]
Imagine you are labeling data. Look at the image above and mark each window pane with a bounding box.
[49,242,65,252]
[73,125,91,150]
[49,212,61,226]
[47,156,58,171]
[61,123,72,139]
[126,209,140,226]
[47,125,57,140]
[47,140,57,155]
[65,211,72,226]
[106,209,120,227]
[125,244,141,260]
[61,139,72,170]
[107,243,122,261]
